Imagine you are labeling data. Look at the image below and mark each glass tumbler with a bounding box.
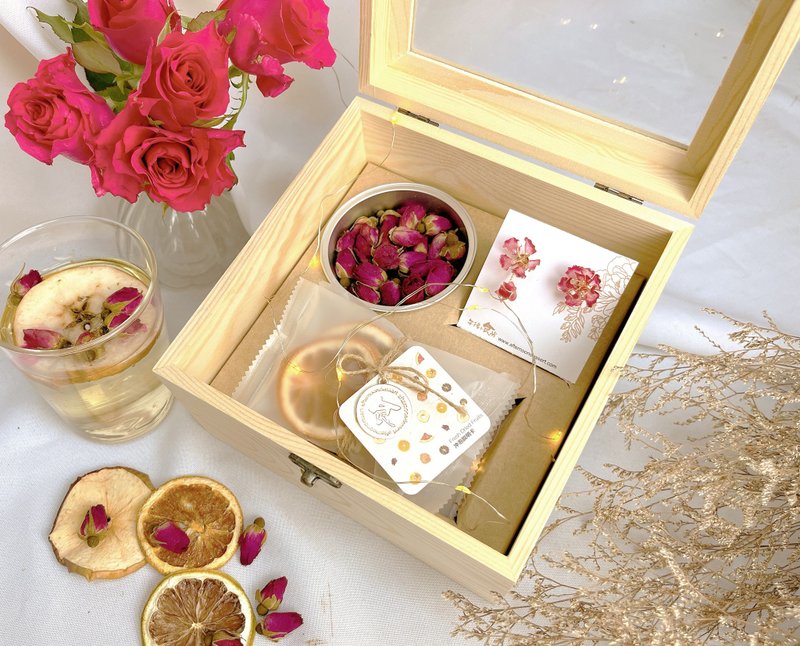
[0,216,173,441]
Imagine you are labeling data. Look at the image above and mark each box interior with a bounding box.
[208,102,671,554]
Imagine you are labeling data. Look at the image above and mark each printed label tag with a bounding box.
[339,345,491,494]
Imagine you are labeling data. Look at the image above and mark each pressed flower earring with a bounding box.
[494,236,539,301]
[557,265,601,308]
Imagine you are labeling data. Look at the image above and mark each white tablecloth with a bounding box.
[0,2,798,644]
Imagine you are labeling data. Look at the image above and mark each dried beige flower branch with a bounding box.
[446,309,800,645]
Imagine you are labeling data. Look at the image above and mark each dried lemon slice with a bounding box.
[48,466,154,580]
[141,569,255,646]
[136,476,243,574]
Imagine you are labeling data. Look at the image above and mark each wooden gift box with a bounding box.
[155,0,800,598]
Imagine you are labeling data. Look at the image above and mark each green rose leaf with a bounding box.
[33,10,75,44]
[187,9,228,32]
[65,0,90,26]
[85,70,116,92]
[72,39,123,75]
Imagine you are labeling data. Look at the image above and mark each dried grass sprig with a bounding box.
[447,310,800,645]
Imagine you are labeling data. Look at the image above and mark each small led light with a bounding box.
[590,23,599,30]
[308,254,321,269]
[390,111,400,124]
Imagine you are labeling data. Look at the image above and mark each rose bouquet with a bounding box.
[4,0,335,213]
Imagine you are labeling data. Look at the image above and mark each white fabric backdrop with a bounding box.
[0,2,797,644]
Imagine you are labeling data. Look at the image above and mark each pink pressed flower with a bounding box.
[352,283,380,305]
[372,244,401,271]
[256,612,303,641]
[22,328,69,350]
[256,576,288,614]
[499,237,540,278]
[239,517,267,566]
[380,280,401,306]
[150,521,190,553]
[79,504,110,547]
[496,280,517,301]
[557,265,602,308]
[13,269,42,297]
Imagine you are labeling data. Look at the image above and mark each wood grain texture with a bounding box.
[156,98,695,599]
[360,0,800,218]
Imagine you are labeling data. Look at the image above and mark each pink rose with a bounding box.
[90,104,245,212]
[88,0,180,65]
[133,22,231,129]
[218,0,336,97]
[4,51,113,165]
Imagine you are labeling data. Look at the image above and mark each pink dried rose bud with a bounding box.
[398,202,426,229]
[377,213,399,244]
[413,236,429,255]
[496,280,517,302]
[425,259,455,297]
[210,631,243,646]
[256,576,288,614]
[104,286,141,306]
[500,237,540,278]
[353,234,374,264]
[352,216,378,244]
[398,251,427,275]
[239,517,267,566]
[372,244,401,271]
[558,265,602,308]
[389,226,426,248]
[400,275,426,304]
[79,504,110,548]
[380,279,401,306]
[352,283,380,305]
[150,521,190,554]
[256,612,304,641]
[353,263,387,289]
[422,214,451,236]
[22,328,69,350]
[76,330,98,345]
[13,269,42,297]
[335,249,357,286]
[335,228,357,253]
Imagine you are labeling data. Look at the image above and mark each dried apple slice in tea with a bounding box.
[49,466,154,580]
[141,569,255,646]
[136,476,243,574]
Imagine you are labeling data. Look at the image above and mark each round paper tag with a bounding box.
[355,383,412,439]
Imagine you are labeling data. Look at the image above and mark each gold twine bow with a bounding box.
[336,340,468,417]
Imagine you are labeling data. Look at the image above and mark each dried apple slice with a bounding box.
[49,466,154,580]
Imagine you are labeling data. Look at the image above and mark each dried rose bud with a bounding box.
[256,576,288,614]
[380,279,401,306]
[79,504,110,547]
[76,330,98,345]
[413,236,429,254]
[431,231,466,261]
[425,259,455,297]
[335,228,357,253]
[104,286,141,306]
[372,244,401,271]
[422,214,451,236]
[400,275,426,304]
[377,213,398,245]
[398,251,427,275]
[389,226,426,248]
[352,282,380,304]
[352,217,379,247]
[22,328,70,350]
[353,233,374,263]
[398,202,425,229]
[210,631,243,646]
[353,263,387,289]
[335,249,357,283]
[496,280,517,301]
[150,521,190,553]
[13,269,42,297]
[256,612,303,641]
[239,517,267,566]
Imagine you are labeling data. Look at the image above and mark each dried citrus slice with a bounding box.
[141,569,255,646]
[48,466,154,581]
[136,476,243,574]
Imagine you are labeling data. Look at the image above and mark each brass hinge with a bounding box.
[397,107,439,127]
[594,183,644,205]
[289,453,342,489]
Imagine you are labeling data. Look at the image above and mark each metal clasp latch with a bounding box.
[289,453,342,489]
[397,107,439,127]
[594,183,644,205]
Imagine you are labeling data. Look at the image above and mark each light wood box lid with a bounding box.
[360,0,800,218]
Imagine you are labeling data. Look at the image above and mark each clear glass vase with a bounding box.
[117,191,250,289]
